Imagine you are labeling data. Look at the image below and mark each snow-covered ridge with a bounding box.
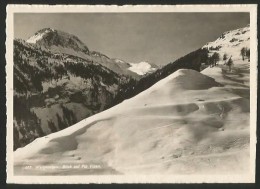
[203,25,249,49]
[27,28,55,44]
[128,61,157,75]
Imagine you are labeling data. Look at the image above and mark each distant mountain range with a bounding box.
[13,25,250,150]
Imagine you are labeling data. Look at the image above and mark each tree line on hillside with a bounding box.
[14,40,125,94]
[64,62,120,86]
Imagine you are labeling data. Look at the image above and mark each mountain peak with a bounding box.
[27,28,56,44]
[26,28,89,54]
[37,27,56,33]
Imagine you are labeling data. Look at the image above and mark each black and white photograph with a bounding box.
[6,5,257,183]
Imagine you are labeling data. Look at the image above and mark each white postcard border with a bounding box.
[6,4,258,184]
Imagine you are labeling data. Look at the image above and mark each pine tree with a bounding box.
[240,47,246,60]
[223,53,228,64]
[211,52,220,66]
[227,57,233,72]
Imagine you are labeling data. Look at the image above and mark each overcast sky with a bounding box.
[14,13,249,65]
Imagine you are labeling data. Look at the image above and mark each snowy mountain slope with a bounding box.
[203,25,250,61]
[27,28,55,44]
[14,58,250,175]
